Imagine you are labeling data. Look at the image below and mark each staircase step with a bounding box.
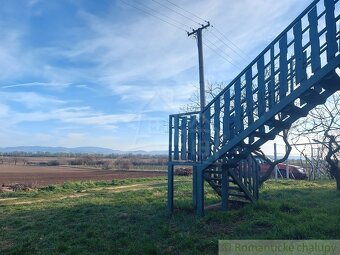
[319,73,340,93]
[300,89,327,105]
[224,162,238,168]
[211,161,239,168]
[229,186,242,191]
[229,192,247,198]
[228,198,251,204]
[266,118,292,129]
[253,131,276,140]
[206,177,222,181]
[211,162,223,167]
[211,178,238,185]
[282,104,310,117]
[226,152,248,160]
[241,143,261,151]
[205,170,222,174]
[228,179,237,184]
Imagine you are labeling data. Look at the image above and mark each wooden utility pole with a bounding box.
[188,22,210,216]
[188,22,210,111]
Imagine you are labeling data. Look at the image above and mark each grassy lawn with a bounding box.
[0,177,339,254]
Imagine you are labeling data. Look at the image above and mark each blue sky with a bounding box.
[0,0,313,151]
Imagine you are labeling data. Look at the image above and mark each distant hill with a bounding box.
[0,146,167,155]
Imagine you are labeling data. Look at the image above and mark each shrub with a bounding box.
[114,158,132,170]
[102,161,112,170]
[174,168,192,176]
[68,159,83,165]
[47,160,60,166]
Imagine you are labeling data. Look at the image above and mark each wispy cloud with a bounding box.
[0,91,66,109]
[1,105,142,129]
[1,82,71,90]
[51,107,141,128]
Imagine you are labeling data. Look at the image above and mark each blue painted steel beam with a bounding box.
[180,117,187,160]
[196,168,204,216]
[325,0,337,61]
[174,115,179,160]
[257,55,266,116]
[246,68,254,143]
[168,115,173,162]
[269,45,276,108]
[234,79,242,133]
[308,7,322,72]
[188,116,197,161]
[221,165,229,211]
[203,108,211,160]
[192,165,197,208]
[214,97,221,151]
[293,20,306,84]
[279,33,288,99]
[223,90,231,143]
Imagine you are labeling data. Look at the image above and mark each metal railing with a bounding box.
[168,111,200,162]
[169,0,340,165]
[200,0,340,160]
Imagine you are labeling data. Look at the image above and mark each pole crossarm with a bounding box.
[187,22,210,37]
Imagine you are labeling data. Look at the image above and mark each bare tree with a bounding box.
[291,92,340,190]
[254,130,292,186]
[180,81,226,112]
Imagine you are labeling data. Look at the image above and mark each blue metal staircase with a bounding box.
[168,0,340,216]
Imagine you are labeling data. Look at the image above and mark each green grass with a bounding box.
[0,178,339,255]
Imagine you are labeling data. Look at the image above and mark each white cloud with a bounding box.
[0,91,66,109]
[57,110,141,128]
[1,82,71,90]
[1,105,142,129]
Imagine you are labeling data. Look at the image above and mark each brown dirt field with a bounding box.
[0,165,166,187]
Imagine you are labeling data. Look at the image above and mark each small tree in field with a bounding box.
[291,93,340,191]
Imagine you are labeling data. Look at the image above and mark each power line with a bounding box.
[122,0,243,70]
[131,0,191,29]
[203,39,242,70]
[163,0,249,63]
[204,41,241,69]
[211,25,249,59]
[150,0,200,26]
[207,29,249,63]
[165,0,207,24]
[120,0,188,32]
[153,0,250,64]
[203,35,243,69]
[204,36,233,61]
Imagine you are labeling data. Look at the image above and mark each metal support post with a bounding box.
[196,168,204,216]
[167,163,174,215]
